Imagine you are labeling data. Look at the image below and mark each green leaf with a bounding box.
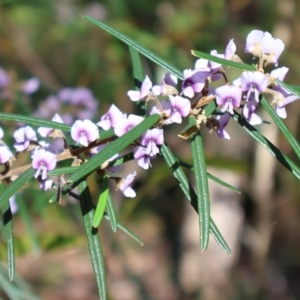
[191,50,256,71]
[233,112,300,179]
[129,47,147,116]
[84,16,184,80]
[66,114,160,191]
[0,184,15,281]
[129,47,144,83]
[261,96,300,160]
[106,194,118,232]
[160,143,231,254]
[104,214,143,246]
[178,160,241,193]
[93,175,109,228]
[16,195,40,254]
[0,168,35,210]
[191,130,211,251]
[0,113,71,132]
[78,181,107,300]
[48,166,80,176]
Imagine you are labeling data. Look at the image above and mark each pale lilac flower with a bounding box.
[22,77,40,95]
[118,172,136,198]
[0,145,13,163]
[39,178,53,191]
[9,196,18,214]
[152,72,178,96]
[141,128,164,156]
[209,39,237,72]
[0,67,10,88]
[243,96,263,125]
[32,148,57,180]
[97,104,124,130]
[169,95,191,123]
[181,69,210,98]
[71,120,99,147]
[215,113,231,140]
[240,71,268,102]
[38,114,64,137]
[215,85,242,114]
[13,126,37,152]
[245,30,284,65]
[127,76,152,101]
[134,146,153,169]
[0,127,3,140]
[276,95,299,119]
[58,88,74,102]
[114,114,144,137]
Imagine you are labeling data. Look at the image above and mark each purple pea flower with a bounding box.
[245,30,284,66]
[71,120,99,147]
[0,145,13,163]
[114,114,144,137]
[97,104,124,130]
[118,172,136,198]
[240,71,269,102]
[152,72,178,96]
[9,196,18,214]
[134,146,153,170]
[0,67,10,88]
[32,148,57,180]
[13,126,37,152]
[209,39,237,72]
[38,114,64,137]
[243,95,263,125]
[169,95,191,123]
[39,178,53,191]
[22,77,40,95]
[141,128,164,156]
[269,67,299,118]
[215,85,242,114]
[181,69,210,98]
[215,113,231,140]
[127,76,152,101]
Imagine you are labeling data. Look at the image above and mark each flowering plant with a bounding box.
[1,17,300,299]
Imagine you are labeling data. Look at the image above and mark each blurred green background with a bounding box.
[1,0,300,299]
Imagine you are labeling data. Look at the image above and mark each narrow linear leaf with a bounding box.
[129,47,144,82]
[16,195,40,254]
[104,214,143,246]
[0,184,15,281]
[191,131,211,251]
[129,47,147,116]
[191,50,256,71]
[0,168,35,209]
[66,114,160,190]
[0,270,20,300]
[178,160,241,193]
[93,175,109,228]
[233,112,300,179]
[78,181,107,300]
[84,16,184,80]
[48,166,80,176]
[0,113,71,132]
[261,96,300,160]
[160,143,231,254]
[106,194,118,232]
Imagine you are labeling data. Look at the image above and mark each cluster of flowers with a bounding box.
[0,30,298,205]
[0,66,40,98]
[34,87,98,124]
